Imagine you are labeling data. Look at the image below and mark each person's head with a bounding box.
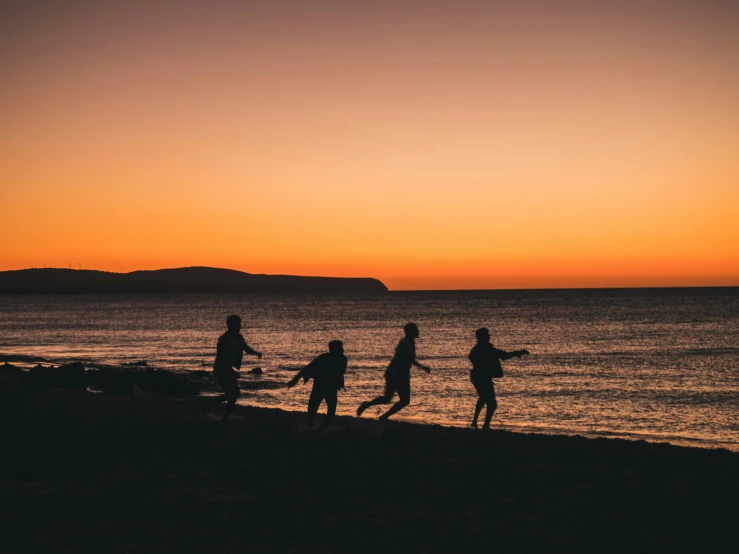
[403,322,420,339]
[226,314,242,332]
[328,340,344,355]
[475,327,490,343]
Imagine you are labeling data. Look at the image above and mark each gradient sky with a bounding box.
[2,0,738,289]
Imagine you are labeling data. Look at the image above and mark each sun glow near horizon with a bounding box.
[1,0,738,290]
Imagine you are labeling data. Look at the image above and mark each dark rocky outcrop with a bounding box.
[0,362,23,386]
[0,362,23,375]
[85,367,204,396]
[23,362,86,390]
[6,360,206,396]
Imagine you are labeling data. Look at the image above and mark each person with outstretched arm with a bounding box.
[469,327,528,430]
[202,314,262,421]
[356,322,431,420]
[287,340,348,433]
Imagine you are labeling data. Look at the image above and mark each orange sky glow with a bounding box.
[1,0,738,289]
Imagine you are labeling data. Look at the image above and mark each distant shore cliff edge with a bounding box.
[0,267,389,294]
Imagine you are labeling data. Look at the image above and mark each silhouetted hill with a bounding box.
[0,267,388,294]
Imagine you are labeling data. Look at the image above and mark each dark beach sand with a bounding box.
[1,386,736,553]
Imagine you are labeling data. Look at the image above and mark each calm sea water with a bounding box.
[1,289,737,450]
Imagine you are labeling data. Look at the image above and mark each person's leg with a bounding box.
[221,373,241,421]
[357,377,396,416]
[481,383,497,430]
[202,393,228,414]
[223,395,238,421]
[471,376,485,428]
[203,370,234,417]
[472,397,485,428]
[307,386,323,428]
[379,379,410,420]
[317,389,337,433]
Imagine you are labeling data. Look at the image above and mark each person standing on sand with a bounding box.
[287,340,348,433]
[356,322,431,420]
[469,327,529,430]
[202,314,262,421]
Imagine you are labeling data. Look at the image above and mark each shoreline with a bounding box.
[3,353,737,452]
[2,384,737,552]
[229,400,739,452]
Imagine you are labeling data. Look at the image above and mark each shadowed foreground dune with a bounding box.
[1,386,736,553]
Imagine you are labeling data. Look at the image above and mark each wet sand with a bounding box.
[2,386,736,553]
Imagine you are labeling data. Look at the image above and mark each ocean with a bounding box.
[1,288,737,450]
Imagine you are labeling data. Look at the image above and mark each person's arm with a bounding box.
[240,335,262,359]
[411,352,431,373]
[494,348,530,361]
[400,340,431,373]
[468,347,482,370]
[286,367,305,388]
[287,358,318,388]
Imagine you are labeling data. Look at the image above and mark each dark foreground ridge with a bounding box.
[0,267,388,294]
[1,386,735,553]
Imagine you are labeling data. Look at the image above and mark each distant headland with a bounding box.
[0,267,388,295]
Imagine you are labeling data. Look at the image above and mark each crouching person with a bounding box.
[287,340,347,433]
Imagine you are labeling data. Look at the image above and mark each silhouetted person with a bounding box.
[469,327,528,430]
[287,340,347,433]
[202,314,262,421]
[356,322,431,420]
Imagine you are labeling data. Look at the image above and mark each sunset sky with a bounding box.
[2,0,738,290]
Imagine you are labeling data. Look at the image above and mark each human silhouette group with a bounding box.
[203,314,529,432]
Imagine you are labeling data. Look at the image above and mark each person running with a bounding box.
[287,340,348,433]
[469,327,528,430]
[356,322,431,420]
[202,314,262,421]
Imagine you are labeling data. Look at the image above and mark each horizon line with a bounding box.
[390,284,739,293]
[3,266,737,292]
